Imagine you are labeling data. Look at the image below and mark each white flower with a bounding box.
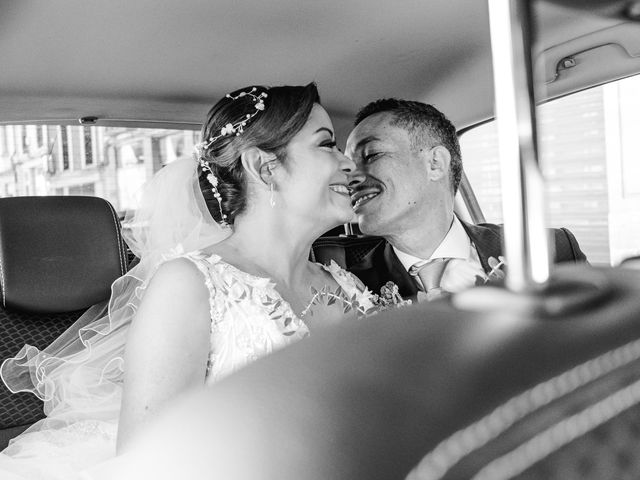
[221,123,235,136]
[161,243,185,261]
[194,142,206,156]
[486,255,506,282]
[207,173,218,187]
[255,101,265,111]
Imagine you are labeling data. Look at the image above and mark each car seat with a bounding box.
[0,196,127,450]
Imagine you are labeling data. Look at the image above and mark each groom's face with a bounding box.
[346,112,435,238]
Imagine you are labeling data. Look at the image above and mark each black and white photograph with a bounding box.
[1,1,640,478]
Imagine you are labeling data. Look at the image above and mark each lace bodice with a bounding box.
[181,252,375,384]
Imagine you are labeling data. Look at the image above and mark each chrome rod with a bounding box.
[459,171,486,224]
[488,0,551,291]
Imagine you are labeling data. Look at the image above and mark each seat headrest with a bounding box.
[312,235,385,269]
[0,196,127,313]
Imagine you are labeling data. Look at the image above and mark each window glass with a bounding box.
[461,74,640,266]
[0,126,200,214]
[83,127,94,166]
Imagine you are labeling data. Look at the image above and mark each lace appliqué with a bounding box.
[179,252,308,384]
[179,254,388,383]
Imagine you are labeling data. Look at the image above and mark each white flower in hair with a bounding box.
[197,87,269,151]
[207,173,218,187]
[221,124,236,136]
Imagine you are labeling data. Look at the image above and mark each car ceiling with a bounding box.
[1,0,639,141]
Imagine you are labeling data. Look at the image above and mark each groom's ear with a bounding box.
[240,148,278,186]
[428,145,451,183]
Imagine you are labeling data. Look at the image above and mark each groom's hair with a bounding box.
[354,99,462,194]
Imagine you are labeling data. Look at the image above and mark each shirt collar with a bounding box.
[393,216,472,271]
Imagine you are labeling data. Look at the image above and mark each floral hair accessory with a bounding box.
[198,157,229,228]
[196,87,268,152]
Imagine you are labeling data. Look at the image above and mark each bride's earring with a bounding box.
[269,182,275,208]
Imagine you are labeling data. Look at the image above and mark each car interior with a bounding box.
[1,0,640,477]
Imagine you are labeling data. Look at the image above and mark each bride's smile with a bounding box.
[274,104,356,231]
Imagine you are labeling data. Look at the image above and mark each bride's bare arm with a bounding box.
[116,258,211,453]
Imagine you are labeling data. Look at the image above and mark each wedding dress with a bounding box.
[0,252,372,480]
[0,158,376,479]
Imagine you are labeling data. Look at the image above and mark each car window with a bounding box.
[0,126,199,214]
[461,74,640,266]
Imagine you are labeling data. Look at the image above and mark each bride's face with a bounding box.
[277,104,355,230]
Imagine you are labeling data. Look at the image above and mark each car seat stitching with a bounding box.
[0,250,5,307]
[105,201,126,275]
[560,227,578,261]
[470,376,640,480]
[406,338,640,480]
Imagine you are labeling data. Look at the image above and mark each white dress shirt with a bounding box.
[393,216,485,293]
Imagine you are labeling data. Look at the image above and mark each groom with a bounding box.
[344,98,587,301]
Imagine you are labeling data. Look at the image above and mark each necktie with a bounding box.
[408,258,451,301]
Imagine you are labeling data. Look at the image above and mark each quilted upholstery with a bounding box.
[0,308,86,427]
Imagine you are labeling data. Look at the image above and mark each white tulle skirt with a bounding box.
[0,419,116,480]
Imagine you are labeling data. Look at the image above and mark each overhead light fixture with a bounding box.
[79,116,98,125]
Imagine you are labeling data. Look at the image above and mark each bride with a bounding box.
[0,83,378,478]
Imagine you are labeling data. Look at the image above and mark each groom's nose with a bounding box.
[347,167,366,189]
[339,152,356,174]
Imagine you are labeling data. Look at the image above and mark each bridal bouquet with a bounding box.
[304,281,411,319]
[370,281,413,312]
[302,262,410,319]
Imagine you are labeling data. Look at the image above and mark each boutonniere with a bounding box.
[476,255,506,285]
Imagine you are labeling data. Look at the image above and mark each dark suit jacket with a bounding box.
[348,221,588,300]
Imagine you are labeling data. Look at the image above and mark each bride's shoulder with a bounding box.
[159,246,226,274]
[163,248,270,296]
[151,256,210,290]
[136,257,211,327]
[154,251,237,295]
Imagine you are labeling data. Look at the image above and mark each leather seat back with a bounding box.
[311,235,384,269]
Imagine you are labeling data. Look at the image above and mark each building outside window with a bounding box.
[0,125,198,212]
[59,126,70,171]
[461,74,640,266]
[83,127,94,166]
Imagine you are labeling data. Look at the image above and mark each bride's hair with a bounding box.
[197,83,320,224]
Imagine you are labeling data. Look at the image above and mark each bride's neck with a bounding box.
[222,213,320,287]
